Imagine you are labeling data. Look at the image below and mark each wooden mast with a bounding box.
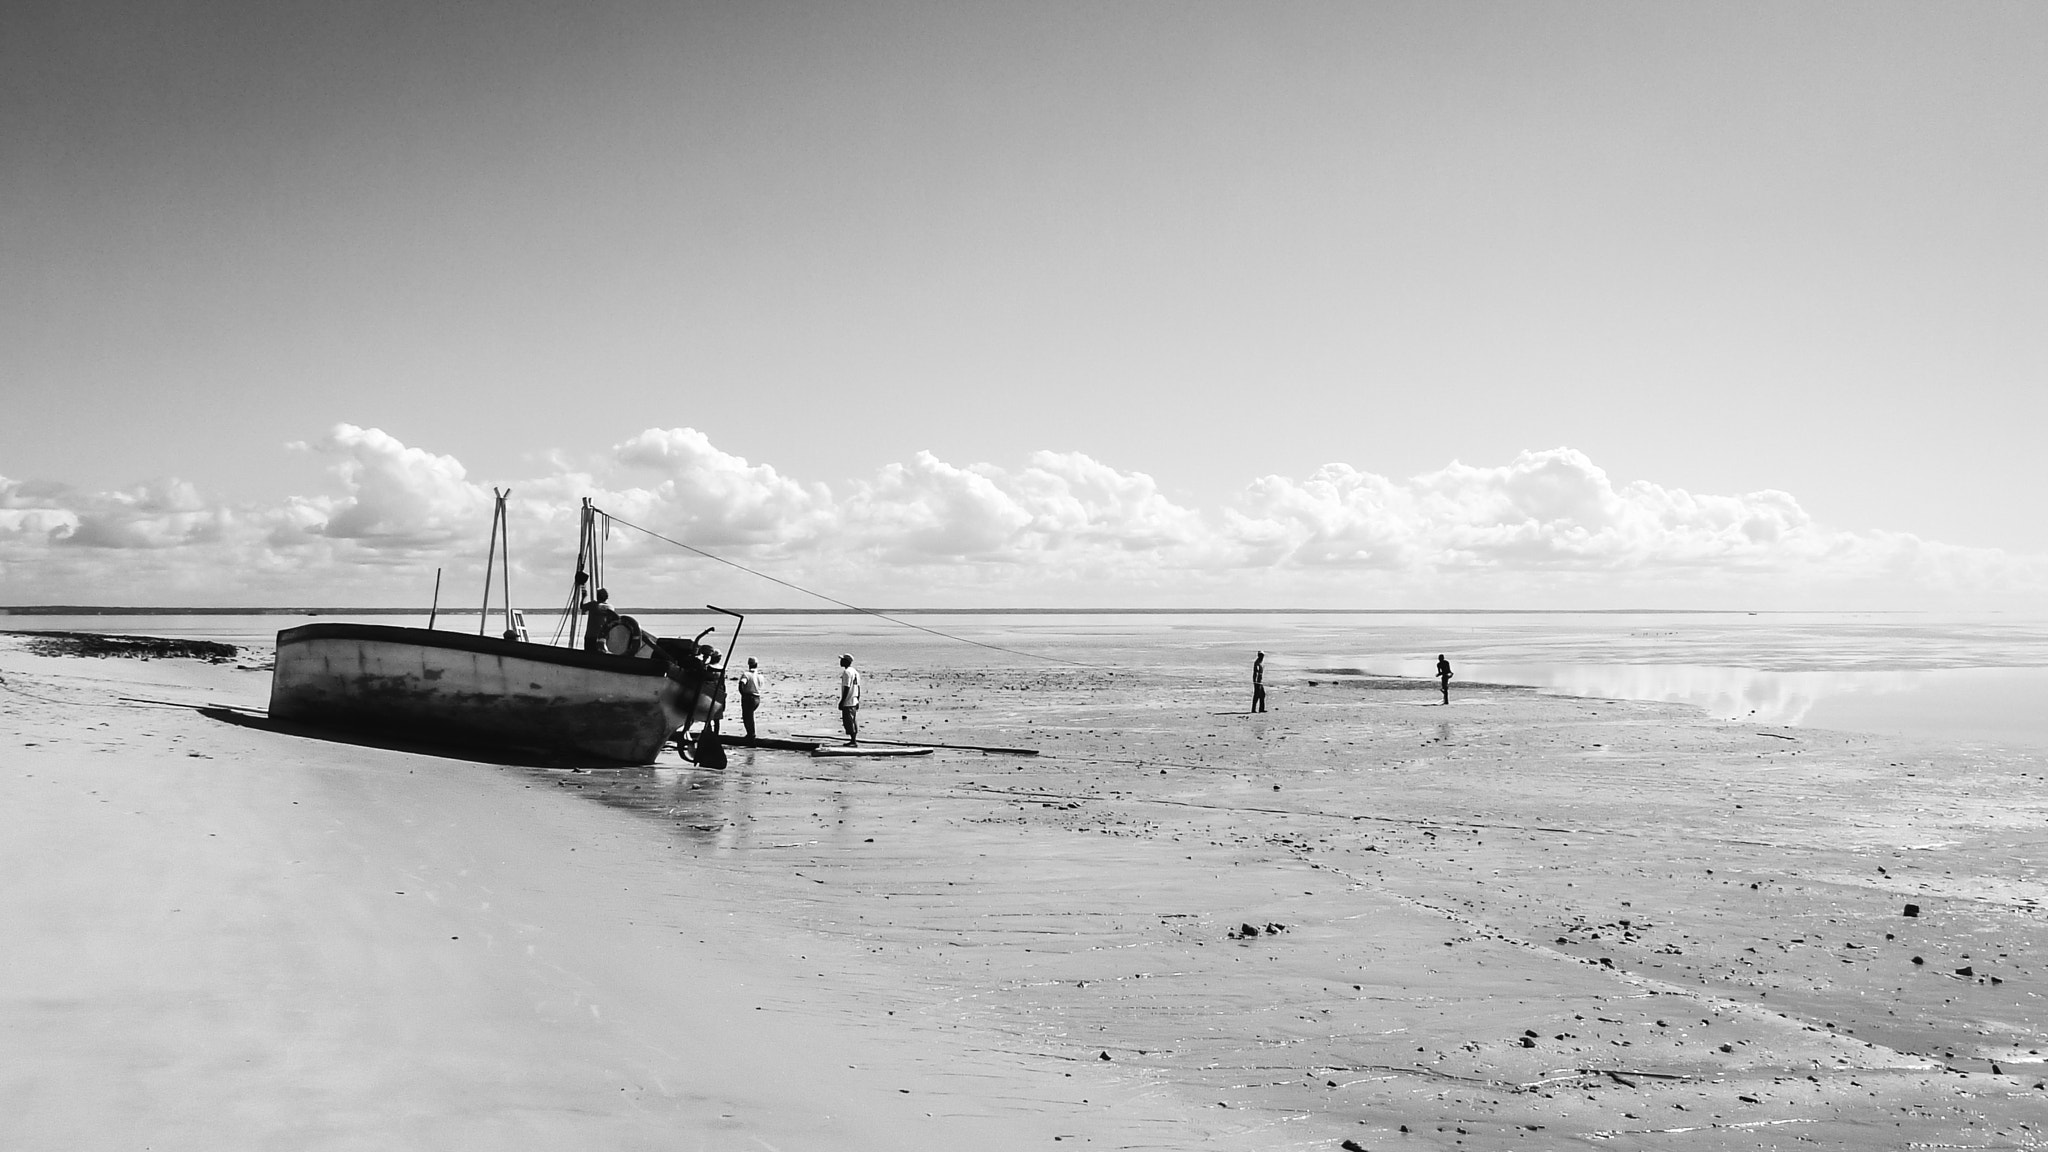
[478,487,513,638]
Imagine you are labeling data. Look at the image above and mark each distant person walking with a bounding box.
[737,657,763,740]
[1251,651,1267,713]
[838,653,861,745]
[1435,654,1453,705]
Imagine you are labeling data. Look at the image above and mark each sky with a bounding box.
[2,1,2044,609]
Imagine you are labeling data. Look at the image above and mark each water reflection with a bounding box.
[528,759,763,850]
[1508,663,1888,726]
[530,750,886,853]
[1366,659,2048,751]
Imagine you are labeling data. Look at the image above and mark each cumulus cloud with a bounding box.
[0,474,229,551]
[845,452,1035,560]
[1011,452,1207,553]
[300,424,489,550]
[59,480,231,550]
[603,428,830,548]
[1407,450,1818,569]
[0,476,82,542]
[1229,463,1420,569]
[0,428,2037,608]
[1229,448,1829,573]
[837,450,1205,565]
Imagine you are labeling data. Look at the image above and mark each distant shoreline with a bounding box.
[1,605,1844,616]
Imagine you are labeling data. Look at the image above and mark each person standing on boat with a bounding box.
[737,657,763,740]
[1251,651,1267,713]
[838,653,861,745]
[582,588,619,653]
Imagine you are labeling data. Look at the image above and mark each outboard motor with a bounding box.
[651,637,725,764]
[694,728,727,770]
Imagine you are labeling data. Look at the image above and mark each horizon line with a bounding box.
[1,605,1891,617]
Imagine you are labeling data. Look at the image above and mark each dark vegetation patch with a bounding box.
[1302,670,1438,690]
[1299,668,1524,692]
[6,630,239,663]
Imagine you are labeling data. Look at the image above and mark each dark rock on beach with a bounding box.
[7,630,238,663]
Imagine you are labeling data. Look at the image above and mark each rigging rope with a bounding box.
[590,507,1091,668]
[552,500,616,648]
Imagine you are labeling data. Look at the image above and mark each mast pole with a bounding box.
[499,488,514,639]
[571,497,591,648]
[478,491,501,637]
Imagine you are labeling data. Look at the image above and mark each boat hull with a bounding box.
[269,623,708,764]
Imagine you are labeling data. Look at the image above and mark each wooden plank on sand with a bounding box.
[793,733,1040,756]
[722,735,822,751]
[812,745,933,758]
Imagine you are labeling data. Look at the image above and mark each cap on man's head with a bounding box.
[839,653,852,663]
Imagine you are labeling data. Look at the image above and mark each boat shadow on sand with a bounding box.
[196,705,666,771]
[197,706,781,850]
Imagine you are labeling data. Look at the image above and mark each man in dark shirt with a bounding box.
[1436,654,1453,705]
[582,588,620,653]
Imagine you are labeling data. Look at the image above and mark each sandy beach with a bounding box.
[4,623,2045,1150]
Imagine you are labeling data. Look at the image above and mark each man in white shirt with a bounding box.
[838,653,861,745]
[737,657,763,740]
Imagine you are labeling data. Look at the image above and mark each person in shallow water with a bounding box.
[1436,654,1453,704]
[838,653,861,745]
[582,588,619,653]
[1251,651,1267,713]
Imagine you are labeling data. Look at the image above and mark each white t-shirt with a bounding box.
[840,666,860,707]
[739,669,763,698]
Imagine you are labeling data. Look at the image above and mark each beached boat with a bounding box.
[268,623,715,763]
[268,497,728,764]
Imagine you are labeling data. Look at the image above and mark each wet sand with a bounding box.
[3,631,2045,1149]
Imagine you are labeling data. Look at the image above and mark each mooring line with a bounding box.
[594,507,1095,667]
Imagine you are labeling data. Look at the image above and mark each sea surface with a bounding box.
[9,609,2046,755]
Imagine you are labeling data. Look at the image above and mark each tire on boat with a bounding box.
[603,616,645,656]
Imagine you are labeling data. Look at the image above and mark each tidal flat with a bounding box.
[3,614,2044,1149]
